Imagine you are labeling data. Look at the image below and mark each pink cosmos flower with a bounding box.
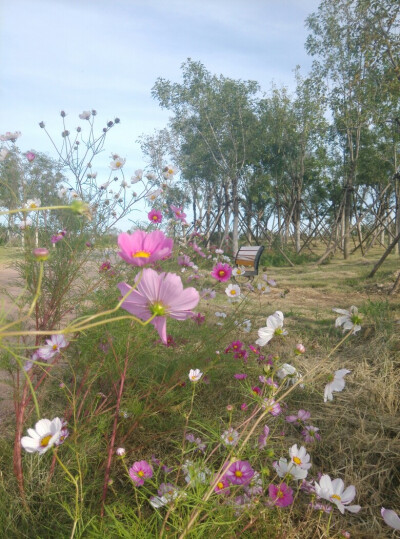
[252,386,262,396]
[268,482,293,507]
[26,151,36,162]
[99,261,111,272]
[286,409,311,424]
[258,425,270,449]
[241,403,248,410]
[178,254,193,267]
[302,425,321,443]
[192,242,206,257]
[118,269,199,344]
[118,230,173,267]
[170,205,186,221]
[234,373,247,380]
[225,340,243,353]
[214,476,230,495]
[129,460,153,486]
[38,335,68,360]
[263,398,282,416]
[211,262,232,282]
[148,209,163,224]
[225,460,255,485]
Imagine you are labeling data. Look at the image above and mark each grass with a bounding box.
[0,245,399,538]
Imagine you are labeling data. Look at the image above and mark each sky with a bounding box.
[0,0,320,223]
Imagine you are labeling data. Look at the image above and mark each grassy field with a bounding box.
[0,245,399,538]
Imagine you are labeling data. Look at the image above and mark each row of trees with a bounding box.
[140,0,400,260]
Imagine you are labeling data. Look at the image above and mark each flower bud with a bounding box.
[107,121,114,128]
[33,248,49,261]
[77,126,82,132]
[116,447,126,457]
[295,343,306,355]
[226,404,234,412]
[103,128,107,133]
[114,117,120,123]
[91,109,97,116]
[61,130,70,137]
[60,110,66,117]
[39,121,45,128]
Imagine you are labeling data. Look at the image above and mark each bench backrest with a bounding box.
[234,245,264,276]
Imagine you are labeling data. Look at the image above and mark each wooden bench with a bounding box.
[234,245,264,279]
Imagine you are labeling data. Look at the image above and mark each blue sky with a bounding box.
[1,0,320,221]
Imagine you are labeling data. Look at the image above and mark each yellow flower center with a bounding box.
[293,456,302,465]
[152,215,158,221]
[138,470,144,477]
[40,435,52,447]
[230,290,236,295]
[277,488,284,498]
[150,302,166,316]
[52,344,58,350]
[228,436,234,442]
[274,328,283,336]
[115,161,122,168]
[331,494,341,501]
[235,470,243,478]
[218,270,226,277]
[217,482,224,489]
[132,250,151,258]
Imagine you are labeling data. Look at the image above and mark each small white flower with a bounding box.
[288,444,312,470]
[273,458,308,481]
[235,319,251,332]
[150,495,168,509]
[116,447,126,456]
[333,306,362,334]
[146,189,162,201]
[188,369,203,382]
[276,363,302,386]
[232,266,246,276]
[215,311,227,318]
[38,335,69,361]
[109,157,126,170]
[314,474,361,514]
[162,165,177,179]
[221,427,239,446]
[257,282,270,294]
[146,172,156,181]
[0,148,9,161]
[19,218,32,230]
[25,198,41,210]
[256,311,287,347]
[21,417,63,454]
[134,169,143,179]
[324,369,351,402]
[225,284,241,299]
[0,131,21,142]
[79,110,91,120]
[215,249,224,255]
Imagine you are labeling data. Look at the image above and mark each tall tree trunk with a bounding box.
[232,178,239,255]
[343,183,352,259]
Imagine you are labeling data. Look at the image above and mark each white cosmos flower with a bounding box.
[146,189,162,201]
[188,369,203,382]
[0,148,9,161]
[134,169,143,179]
[232,266,246,276]
[79,110,91,120]
[225,284,241,299]
[109,157,126,170]
[215,312,227,318]
[273,458,308,481]
[381,508,400,530]
[25,198,41,209]
[256,311,287,347]
[333,306,362,334]
[0,131,21,142]
[19,218,32,230]
[221,428,239,446]
[324,369,351,402]
[314,474,361,514]
[162,165,177,179]
[257,283,270,294]
[276,363,302,385]
[38,335,69,360]
[150,495,168,509]
[235,319,251,332]
[288,444,311,470]
[21,417,63,454]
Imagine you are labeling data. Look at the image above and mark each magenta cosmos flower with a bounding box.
[225,460,255,485]
[118,230,173,267]
[118,268,200,344]
[170,204,187,223]
[148,209,163,224]
[211,262,232,282]
[129,460,153,486]
[268,482,294,507]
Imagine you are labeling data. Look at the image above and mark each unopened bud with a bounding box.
[226,405,234,412]
[76,126,81,132]
[91,109,97,116]
[39,121,45,128]
[61,130,70,138]
[60,110,66,117]
[295,343,306,355]
[114,117,120,123]
[33,248,49,261]
[107,121,114,128]
[116,447,126,457]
